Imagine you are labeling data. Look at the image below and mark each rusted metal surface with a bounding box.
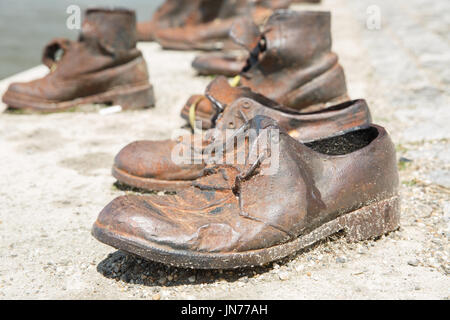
[183,10,349,128]
[137,0,201,42]
[188,15,262,76]
[192,52,248,77]
[139,0,290,51]
[216,97,373,143]
[94,117,399,269]
[191,15,263,77]
[2,8,154,112]
[137,0,293,42]
[112,76,371,192]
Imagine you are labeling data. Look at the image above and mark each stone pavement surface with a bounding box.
[0,0,448,299]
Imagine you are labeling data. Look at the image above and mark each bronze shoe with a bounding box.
[182,10,348,129]
[138,0,291,42]
[2,8,154,112]
[152,0,290,51]
[93,116,400,269]
[191,15,263,76]
[112,77,371,192]
[137,0,201,42]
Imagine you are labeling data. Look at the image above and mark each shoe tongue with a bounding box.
[229,17,261,52]
[192,167,239,191]
[199,115,283,190]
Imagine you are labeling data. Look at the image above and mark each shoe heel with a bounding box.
[341,196,401,242]
[112,84,155,110]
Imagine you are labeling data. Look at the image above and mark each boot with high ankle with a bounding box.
[2,8,154,113]
[182,10,348,129]
[152,0,291,51]
[137,0,292,42]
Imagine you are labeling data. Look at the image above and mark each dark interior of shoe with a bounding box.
[305,126,379,155]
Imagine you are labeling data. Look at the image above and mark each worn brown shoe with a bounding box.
[192,51,249,77]
[183,10,348,129]
[138,0,234,42]
[138,0,292,42]
[137,0,195,42]
[93,116,400,269]
[152,0,291,51]
[191,16,262,76]
[2,8,154,112]
[112,77,371,192]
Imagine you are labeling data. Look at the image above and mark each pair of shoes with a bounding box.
[112,76,371,192]
[137,0,291,47]
[1,8,342,120]
[89,9,400,270]
[191,0,323,77]
[1,4,399,269]
[93,62,399,271]
[94,111,400,269]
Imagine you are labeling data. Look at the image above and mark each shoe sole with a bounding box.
[3,83,155,113]
[112,165,193,192]
[92,195,400,269]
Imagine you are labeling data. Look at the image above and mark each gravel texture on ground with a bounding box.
[0,0,448,299]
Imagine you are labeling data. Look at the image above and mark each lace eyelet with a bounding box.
[242,101,251,109]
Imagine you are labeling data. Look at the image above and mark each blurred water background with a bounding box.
[0,0,164,79]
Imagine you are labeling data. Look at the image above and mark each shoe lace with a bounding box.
[202,118,277,217]
[195,118,295,236]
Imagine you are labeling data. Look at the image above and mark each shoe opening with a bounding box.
[305,126,379,155]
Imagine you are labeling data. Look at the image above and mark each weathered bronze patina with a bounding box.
[93,116,399,269]
[2,8,154,112]
[138,0,291,50]
[182,10,349,129]
[112,77,371,192]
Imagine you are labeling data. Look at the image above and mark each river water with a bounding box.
[0,0,163,79]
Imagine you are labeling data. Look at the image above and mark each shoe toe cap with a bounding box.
[5,81,35,98]
[114,140,178,179]
[93,195,200,250]
[114,139,205,181]
[93,194,241,254]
